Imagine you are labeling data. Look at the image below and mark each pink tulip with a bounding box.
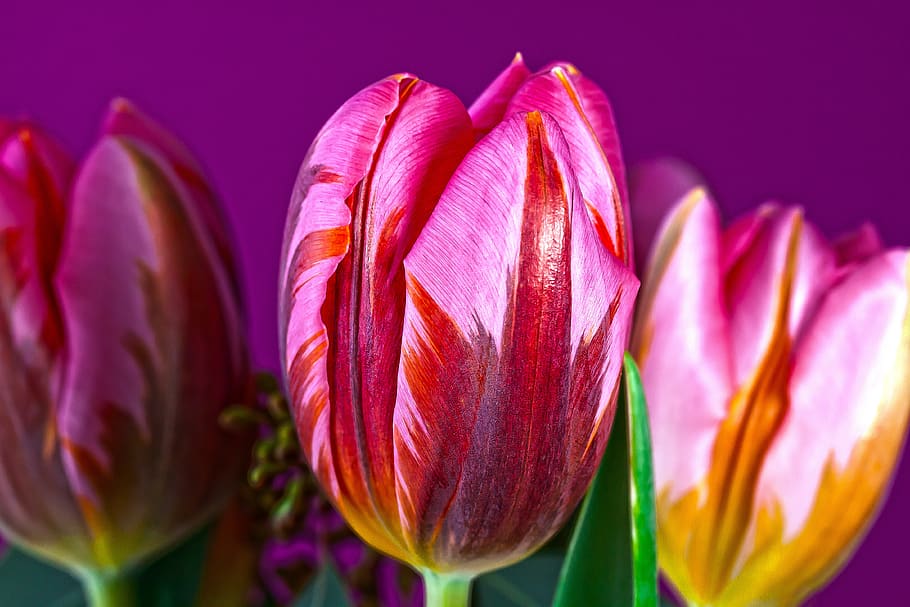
[279,56,638,603]
[0,101,250,577]
[631,165,909,606]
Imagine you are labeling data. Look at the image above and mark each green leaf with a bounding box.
[0,525,212,607]
[130,525,212,607]
[294,563,353,607]
[552,354,658,607]
[473,553,563,607]
[0,547,84,606]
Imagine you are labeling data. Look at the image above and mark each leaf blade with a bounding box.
[625,354,658,607]
[474,553,564,607]
[0,547,84,607]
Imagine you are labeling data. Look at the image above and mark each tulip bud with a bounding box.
[0,102,251,587]
[631,170,910,606]
[280,58,638,604]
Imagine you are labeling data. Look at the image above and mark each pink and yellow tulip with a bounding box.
[279,56,638,603]
[0,102,250,582]
[632,168,910,606]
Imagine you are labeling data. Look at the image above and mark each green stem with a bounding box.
[422,570,474,607]
[79,569,138,607]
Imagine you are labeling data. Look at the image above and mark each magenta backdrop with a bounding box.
[3,1,908,603]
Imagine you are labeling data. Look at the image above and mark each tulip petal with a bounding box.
[280,76,474,559]
[0,128,75,556]
[632,190,733,501]
[103,100,243,305]
[547,62,629,213]
[722,207,837,385]
[0,126,74,355]
[467,53,531,137]
[506,66,629,263]
[1,125,74,208]
[0,171,93,566]
[628,158,705,268]
[395,111,637,571]
[720,251,910,606]
[54,136,247,568]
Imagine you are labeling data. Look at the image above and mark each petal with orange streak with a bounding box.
[280,76,474,560]
[506,67,629,264]
[722,207,837,386]
[395,111,637,573]
[659,211,802,602]
[546,61,629,221]
[721,250,910,606]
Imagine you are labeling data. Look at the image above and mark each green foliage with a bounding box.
[474,553,563,607]
[0,547,83,606]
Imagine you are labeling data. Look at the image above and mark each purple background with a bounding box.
[3,1,908,603]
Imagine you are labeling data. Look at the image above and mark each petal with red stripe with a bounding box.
[395,111,637,571]
[506,66,629,264]
[280,76,474,559]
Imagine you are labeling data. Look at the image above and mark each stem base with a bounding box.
[80,569,138,607]
[422,570,474,607]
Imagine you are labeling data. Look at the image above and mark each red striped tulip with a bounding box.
[279,56,638,603]
[0,102,250,581]
[631,168,910,606]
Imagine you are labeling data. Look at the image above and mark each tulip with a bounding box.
[279,56,638,605]
[631,167,910,607]
[0,102,250,605]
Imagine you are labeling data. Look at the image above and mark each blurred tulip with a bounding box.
[0,102,251,595]
[279,56,638,604]
[631,167,910,606]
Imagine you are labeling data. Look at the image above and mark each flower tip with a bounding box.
[525,109,544,126]
[389,72,418,83]
[773,204,805,232]
[550,62,580,77]
[681,186,708,208]
[8,124,40,155]
[15,127,33,144]
[512,51,525,65]
[107,97,137,118]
